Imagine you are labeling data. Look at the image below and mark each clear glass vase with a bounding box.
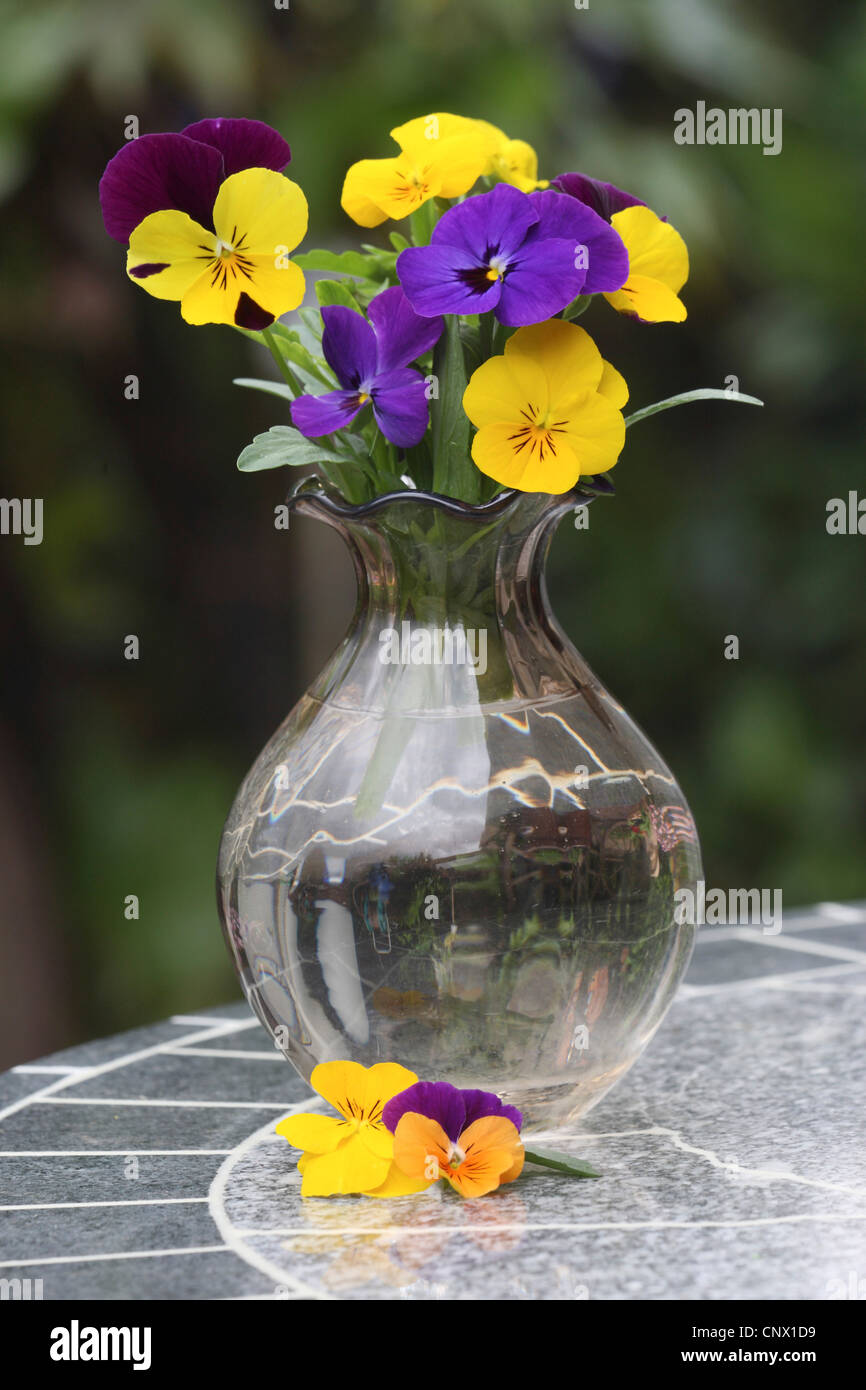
[217,477,701,1131]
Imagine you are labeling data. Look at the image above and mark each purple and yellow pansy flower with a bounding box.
[383,1080,525,1199]
[396,183,628,326]
[552,171,688,323]
[291,287,443,448]
[462,318,628,493]
[99,118,308,329]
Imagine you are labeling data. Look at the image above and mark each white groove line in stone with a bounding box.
[723,927,866,965]
[170,1015,257,1027]
[161,1047,285,1062]
[0,1018,260,1125]
[234,1212,866,1238]
[675,961,865,998]
[0,1149,234,1157]
[0,1245,231,1269]
[1,1197,210,1211]
[12,1065,92,1075]
[208,1107,332,1302]
[39,1097,291,1110]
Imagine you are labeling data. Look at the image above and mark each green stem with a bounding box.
[523,1148,601,1179]
[624,388,764,428]
[259,325,304,396]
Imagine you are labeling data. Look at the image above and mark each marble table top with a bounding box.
[1,902,865,1301]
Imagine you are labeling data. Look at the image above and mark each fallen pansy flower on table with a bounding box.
[277,1067,600,1198]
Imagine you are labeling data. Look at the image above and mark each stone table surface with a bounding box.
[2,902,865,1301]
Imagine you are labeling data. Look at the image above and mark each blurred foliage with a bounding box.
[0,0,864,1061]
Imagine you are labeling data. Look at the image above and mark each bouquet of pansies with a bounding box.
[99,112,761,505]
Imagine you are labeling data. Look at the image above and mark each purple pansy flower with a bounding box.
[550,172,646,223]
[382,1080,523,1141]
[99,117,291,244]
[290,287,443,449]
[395,183,628,327]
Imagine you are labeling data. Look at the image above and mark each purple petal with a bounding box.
[181,117,291,176]
[370,368,431,448]
[496,238,586,326]
[382,1081,467,1142]
[460,1088,523,1134]
[320,306,378,390]
[550,171,645,222]
[431,182,538,261]
[367,286,444,374]
[290,388,363,437]
[527,189,629,293]
[99,132,223,243]
[397,243,502,318]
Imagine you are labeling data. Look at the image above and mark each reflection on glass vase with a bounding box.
[217,476,701,1131]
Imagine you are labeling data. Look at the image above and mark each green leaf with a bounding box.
[297,307,325,342]
[233,376,295,403]
[315,279,364,313]
[389,231,411,254]
[523,1147,601,1179]
[237,425,356,473]
[431,316,478,502]
[294,248,379,279]
[625,388,764,428]
[561,294,592,321]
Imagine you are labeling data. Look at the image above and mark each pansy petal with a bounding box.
[367,286,444,373]
[341,159,398,228]
[321,305,378,388]
[360,1062,421,1122]
[291,389,364,438]
[371,369,431,448]
[599,359,629,409]
[100,133,223,243]
[229,256,305,325]
[431,182,537,261]
[504,320,603,403]
[365,1165,434,1198]
[472,421,581,495]
[499,1149,526,1184]
[309,1060,371,1120]
[611,206,688,292]
[358,1122,395,1161]
[275,1112,349,1154]
[462,352,549,429]
[389,116,489,197]
[527,189,629,293]
[181,117,290,176]
[398,243,502,318]
[392,1113,451,1181]
[495,138,546,192]
[496,239,585,326]
[299,1133,392,1196]
[211,168,308,258]
[449,1116,524,1198]
[461,1088,523,1133]
[561,390,627,472]
[551,171,645,222]
[126,209,214,302]
[604,274,687,323]
[382,1080,467,1142]
[342,155,441,226]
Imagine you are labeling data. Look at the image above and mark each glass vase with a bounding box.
[217,477,701,1131]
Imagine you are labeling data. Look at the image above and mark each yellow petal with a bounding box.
[365,1163,433,1198]
[611,206,689,293]
[361,1061,419,1122]
[604,274,687,323]
[504,320,604,406]
[275,1111,350,1154]
[358,1121,395,1161]
[463,353,549,430]
[341,160,393,228]
[598,359,629,409]
[392,1113,451,1181]
[493,138,544,192]
[472,421,582,495]
[342,154,441,225]
[299,1132,391,1197]
[126,209,214,302]
[309,1060,371,1119]
[212,168,308,258]
[390,113,491,194]
[560,390,626,474]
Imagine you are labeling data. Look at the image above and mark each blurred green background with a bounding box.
[1,0,864,1068]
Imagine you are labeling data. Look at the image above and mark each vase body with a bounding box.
[217,482,701,1131]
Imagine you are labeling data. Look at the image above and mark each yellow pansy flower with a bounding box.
[276,1060,429,1198]
[604,205,689,323]
[341,113,490,227]
[470,119,548,192]
[127,167,307,329]
[463,319,628,494]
